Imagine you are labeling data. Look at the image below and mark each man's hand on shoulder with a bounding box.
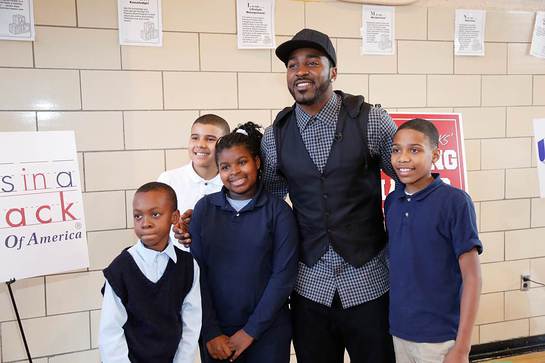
[173,209,192,247]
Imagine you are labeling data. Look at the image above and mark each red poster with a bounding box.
[381,113,467,201]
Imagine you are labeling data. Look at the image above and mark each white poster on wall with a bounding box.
[0,131,89,282]
[455,9,486,56]
[237,0,275,49]
[361,5,395,55]
[117,0,162,47]
[0,0,34,41]
[534,118,545,198]
[531,12,545,59]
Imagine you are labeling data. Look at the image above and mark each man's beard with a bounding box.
[289,74,332,106]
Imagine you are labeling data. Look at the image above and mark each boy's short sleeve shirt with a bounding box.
[385,175,482,343]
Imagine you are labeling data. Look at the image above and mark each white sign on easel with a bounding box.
[0,131,89,282]
[361,5,395,55]
[0,0,35,41]
[534,119,545,198]
[531,12,545,59]
[117,0,162,47]
[236,0,275,49]
[455,9,486,56]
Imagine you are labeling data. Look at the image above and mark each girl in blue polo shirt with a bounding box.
[190,122,298,363]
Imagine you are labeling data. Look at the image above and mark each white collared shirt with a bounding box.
[99,240,201,363]
[158,162,223,213]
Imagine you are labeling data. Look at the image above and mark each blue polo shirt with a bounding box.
[385,174,482,343]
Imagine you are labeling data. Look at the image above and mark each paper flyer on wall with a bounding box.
[0,131,89,282]
[534,118,545,198]
[117,0,162,47]
[455,9,486,56]
[237,0,275,49]
[361,5,395,55]
[0,0,34,41]
[531,12,545,59]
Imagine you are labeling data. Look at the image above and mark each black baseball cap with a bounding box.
[276,28,337,67]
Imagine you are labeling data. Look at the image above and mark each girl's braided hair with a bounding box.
[215,121,263,163]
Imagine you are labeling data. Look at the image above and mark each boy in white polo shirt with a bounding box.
[158,114,230,249]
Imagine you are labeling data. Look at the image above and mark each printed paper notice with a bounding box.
[0,0,34,41]
[531,12,545,59]
[534,118,545,198]
[361,5,395,55]
[237,0,275,49]
[455,9,485,56]
[118,0,162,47]
[0,131,89,282]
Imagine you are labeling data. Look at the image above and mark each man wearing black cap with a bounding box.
[261,28,397,363]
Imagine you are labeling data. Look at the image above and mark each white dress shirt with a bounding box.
[158,162,223,251]
[99,240,202,363]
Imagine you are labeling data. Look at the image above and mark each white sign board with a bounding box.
[117,0,162,47]
[237,0,275,49]
[531,12,545,59]
[0,0,35,41]
[455,9,486,56]
[0,131,89,282]
[534,119,545,198]
[361,5,395,55]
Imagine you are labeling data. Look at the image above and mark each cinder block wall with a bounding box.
[0,0,544,362]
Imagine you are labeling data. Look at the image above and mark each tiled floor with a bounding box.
[196,349,545,362]
[482,351,545,362]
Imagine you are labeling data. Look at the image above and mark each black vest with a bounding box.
[103,247,194,363]
[273,91,386,268]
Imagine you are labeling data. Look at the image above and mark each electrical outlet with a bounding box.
[521,274,530,291]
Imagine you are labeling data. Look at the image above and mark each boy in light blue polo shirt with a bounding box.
[385,118,483,363]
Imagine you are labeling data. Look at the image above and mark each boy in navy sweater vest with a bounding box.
[99,182,201,363]
[385,119,482,363]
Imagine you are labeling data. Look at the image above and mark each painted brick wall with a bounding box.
[0,0,544,361]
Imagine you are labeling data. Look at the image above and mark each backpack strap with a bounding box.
[272,106,294,178]
[356,101,372,169]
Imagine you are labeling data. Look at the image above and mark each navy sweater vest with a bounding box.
[273,91,387,267]
[103,247,194,363]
